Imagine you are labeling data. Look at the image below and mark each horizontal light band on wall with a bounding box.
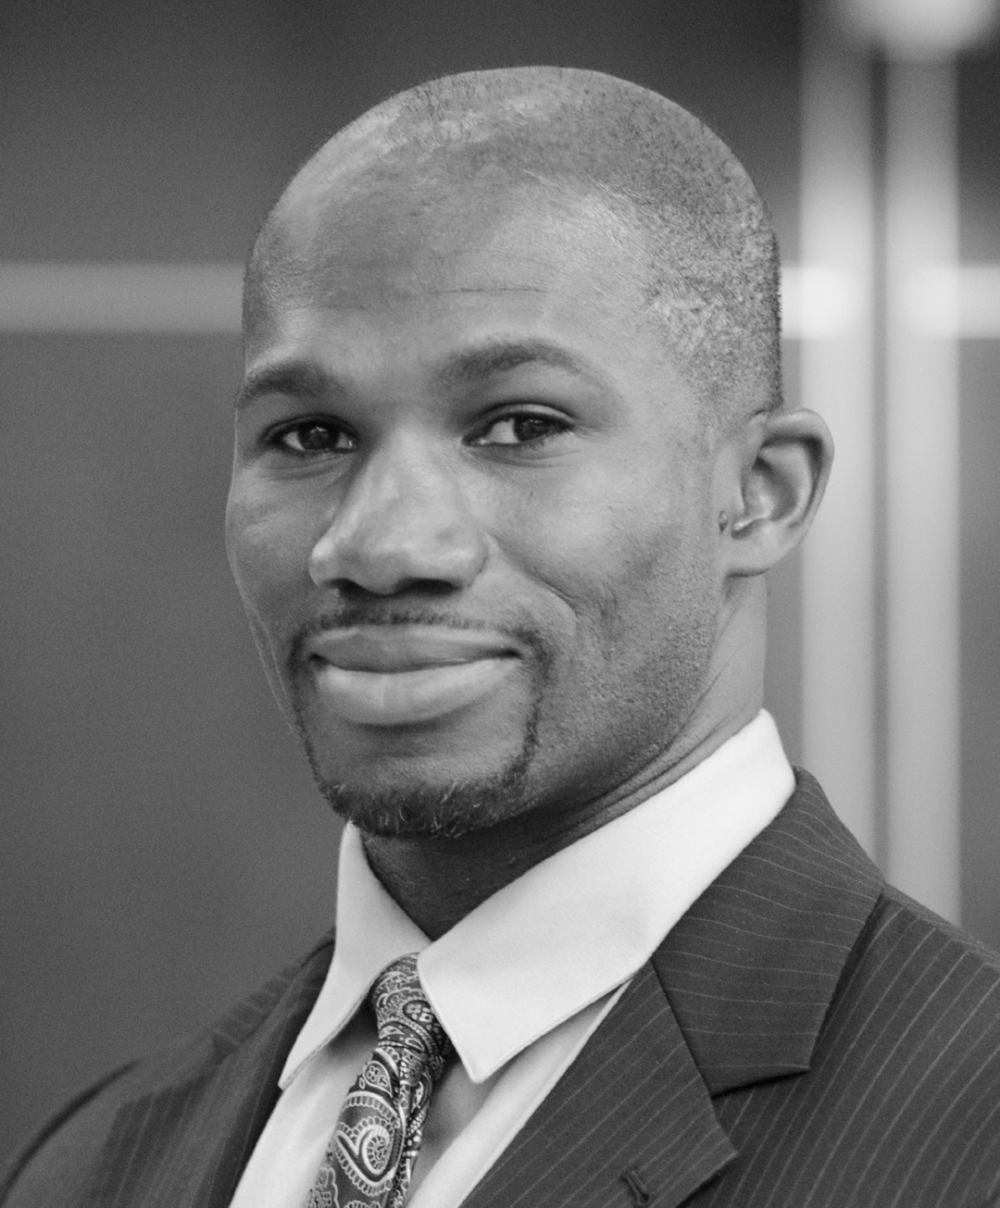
[0,263,245,333]
[2,261,1000,337]
[902,264,1000,335]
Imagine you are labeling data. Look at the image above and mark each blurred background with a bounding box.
[2,0,999,1158]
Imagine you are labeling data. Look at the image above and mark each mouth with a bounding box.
[304,625,521,727]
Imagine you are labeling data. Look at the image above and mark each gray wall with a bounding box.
[2,0,998,1158]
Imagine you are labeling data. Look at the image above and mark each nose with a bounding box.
[308,437,488,596]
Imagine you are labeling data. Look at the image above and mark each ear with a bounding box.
[715,408,834,577]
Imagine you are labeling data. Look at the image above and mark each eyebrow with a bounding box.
[235,363,332,412]
[236,337,612,412]
[436,339,612,391]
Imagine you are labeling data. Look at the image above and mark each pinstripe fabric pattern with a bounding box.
[654,772,884,1092]
[461,962,737,1208]
[5,772,1000,1207]
[700,887,1000,1206]
[0,935,335,1208]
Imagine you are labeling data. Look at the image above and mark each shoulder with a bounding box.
[777,887,1000,1202]
[0,935,334,1207]
[0,1063,139,1208]
[834,881,1000,1066]
[664,769,1000,1202]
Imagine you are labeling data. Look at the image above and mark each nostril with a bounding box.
[331,577,464,602]
[307,472,488,593]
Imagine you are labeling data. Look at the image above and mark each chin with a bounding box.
[296,711,541,841]
[313,766,534,839]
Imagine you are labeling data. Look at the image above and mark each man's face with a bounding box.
[226,178,724,839]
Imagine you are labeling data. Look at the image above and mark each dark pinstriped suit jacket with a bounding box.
[5,771,1000,1207]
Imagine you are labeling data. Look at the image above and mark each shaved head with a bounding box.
[230,65,833,867]
[246,66,782,433]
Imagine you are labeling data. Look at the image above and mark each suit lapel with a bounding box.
[653,770,884,1097]
[83,935,334,1208]
[76,773,884,1208]
[464,772,885,1208]
[463,963,737,1208]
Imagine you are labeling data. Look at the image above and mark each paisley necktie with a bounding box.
[304,953,453,1208]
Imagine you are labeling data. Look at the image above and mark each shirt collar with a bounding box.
[281,709,793,1088]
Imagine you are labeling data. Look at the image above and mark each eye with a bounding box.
[272,420,357,455]
[470,411,571,447]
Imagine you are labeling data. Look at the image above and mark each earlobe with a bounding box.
[721,408,834,577]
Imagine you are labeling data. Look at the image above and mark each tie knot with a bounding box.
[370,954,452,1083]
[304,956,453,1208]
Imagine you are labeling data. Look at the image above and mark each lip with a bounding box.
[306,625,518,671]
[305,625,520,726]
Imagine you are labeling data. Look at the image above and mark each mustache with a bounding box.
[286,605,550,670]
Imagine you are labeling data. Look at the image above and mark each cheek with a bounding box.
[507,472,718,702]
[225,485,316,646]
[501,470,689,626]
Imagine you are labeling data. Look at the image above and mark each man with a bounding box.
[4,65,1000,1208]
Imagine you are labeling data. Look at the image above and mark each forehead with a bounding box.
[249,177,656,343]
[242,177,710,453]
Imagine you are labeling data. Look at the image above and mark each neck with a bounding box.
[360,700,759,939]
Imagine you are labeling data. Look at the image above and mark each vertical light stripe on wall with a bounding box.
[884,62,962,922]
[799,25,878,857]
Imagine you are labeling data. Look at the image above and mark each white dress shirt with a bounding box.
[229,710,794,1208]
